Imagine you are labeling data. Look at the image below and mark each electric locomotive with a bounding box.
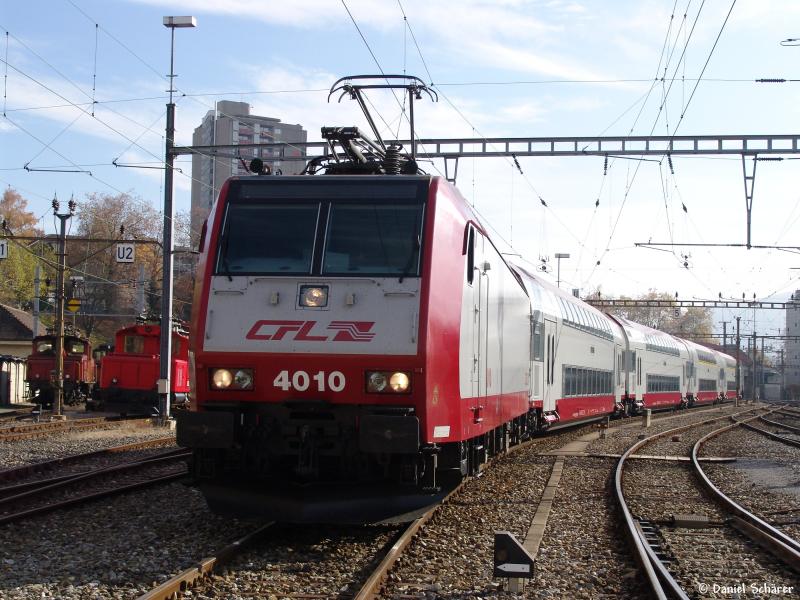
[26,331,96,408]
[90,320,189,415]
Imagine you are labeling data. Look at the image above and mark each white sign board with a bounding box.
[116,243,135,263]
[0,240,7,260]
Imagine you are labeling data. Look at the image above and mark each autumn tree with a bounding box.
[600,289,713,338]
[1,187,43,235]
[0,188,49,309]
[70,192,162,342]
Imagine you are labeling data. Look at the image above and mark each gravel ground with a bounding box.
[0,427,176,469]
[584,403,760,456]
[0,482,253,599]
[0,404,790,600]
[194,523,401,598]
[620,418,799,598]
[535,457,648,600]
[701,426,800,542]
[380,424,650,599]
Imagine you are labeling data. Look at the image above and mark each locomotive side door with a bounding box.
[466,226,489,404]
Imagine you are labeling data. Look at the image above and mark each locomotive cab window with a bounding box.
[67,341,85,355]
[322,203,424,276]
[36,341,53,354]
[214,180,427,278]
[217,203,319,275]
[124,335,146,355]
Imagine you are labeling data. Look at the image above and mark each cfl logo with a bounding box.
[245,320,376,342]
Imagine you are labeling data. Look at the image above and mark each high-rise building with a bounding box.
[190,101,307,237]
[787,290,800,391]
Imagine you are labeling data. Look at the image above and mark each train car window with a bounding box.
[532,313,544,361]
[216,203,319,275]
[124,335,146,354]
[322,203,424,276]
[565,367,574,396]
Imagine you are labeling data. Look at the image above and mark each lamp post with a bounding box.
[159,15,195,423]
[555,253,570,289]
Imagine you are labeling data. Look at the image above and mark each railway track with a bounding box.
[0,416,154,441]
[616,406,800,599]
[133,405,757,600]
[0,444,188,525]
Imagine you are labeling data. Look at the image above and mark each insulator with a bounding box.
[667,154,674,175]
[384,144,402,174]
[603,155,608,175]
[755,78,786,83]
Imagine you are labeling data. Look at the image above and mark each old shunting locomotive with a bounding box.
[26,331,96,408]
[90,319,190,415]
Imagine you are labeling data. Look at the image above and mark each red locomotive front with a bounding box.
[26,333,95,408]
[177,172,535,520]
[91,322,189,415]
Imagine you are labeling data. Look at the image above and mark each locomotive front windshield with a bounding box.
[215,180,426,277]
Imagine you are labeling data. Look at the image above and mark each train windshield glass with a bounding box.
[216,203,319,275]
[322,203,423,276]
[216,180,428,277]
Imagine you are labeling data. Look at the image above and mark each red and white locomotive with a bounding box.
[176,77,738,521]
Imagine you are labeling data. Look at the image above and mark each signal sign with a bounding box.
[116,243,135,263]
[66,298,81,313]
[0,240,7,260]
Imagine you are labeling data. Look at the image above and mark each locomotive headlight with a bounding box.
[366,371,411,394]
[234,369,254,390]
[211,369,233,389]
[64,374,71,379]
[367,371,388,392]
[299,285,328,308]
[389,372,410,392]
[210,368,253,391]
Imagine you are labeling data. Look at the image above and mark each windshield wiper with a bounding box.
[399,219,421,283]
[220,234,234,282]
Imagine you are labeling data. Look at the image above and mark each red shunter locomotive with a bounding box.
[26,332,96,408]
[89,321,190,415]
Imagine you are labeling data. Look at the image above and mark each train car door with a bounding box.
[542,317,557,414]
[530,310,544,402]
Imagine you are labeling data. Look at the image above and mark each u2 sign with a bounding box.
[115,243,135,263]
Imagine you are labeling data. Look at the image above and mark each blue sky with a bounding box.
[2,0,800,340]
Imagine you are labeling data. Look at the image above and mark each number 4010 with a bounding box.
[272,370,346,392]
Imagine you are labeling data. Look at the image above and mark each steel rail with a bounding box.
[0,448,188,499]
[614,407,763,599]
[0,470,185,526]
[0,416,153,442]
[0,435,175,484]
[740,422,800,448]
[136,523,275,600]
[759,416,800,434]
[692,416,800,567]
